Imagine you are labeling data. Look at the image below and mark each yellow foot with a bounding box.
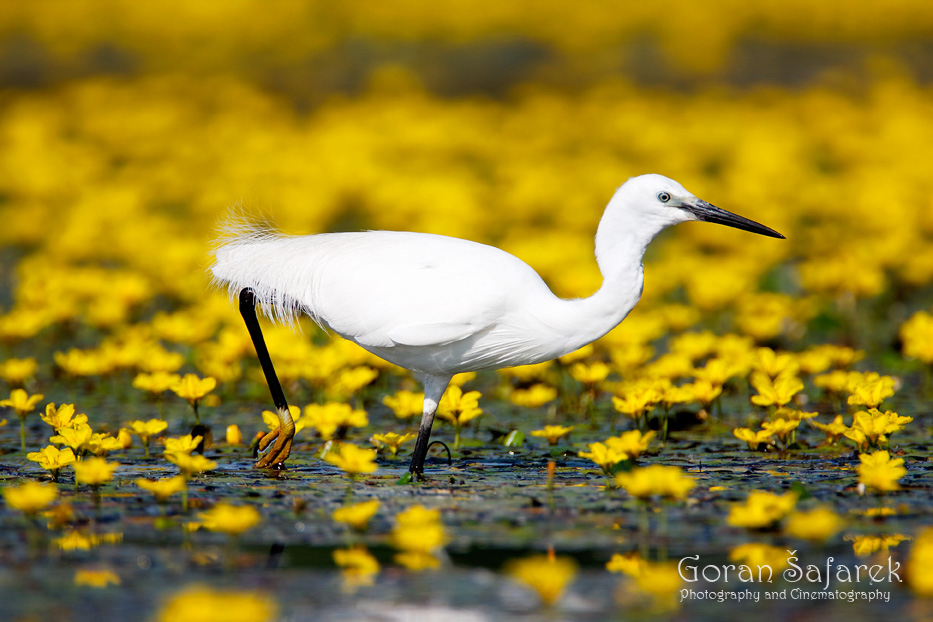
[254,427,293,468]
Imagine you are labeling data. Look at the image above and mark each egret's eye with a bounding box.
[657,192,671,203]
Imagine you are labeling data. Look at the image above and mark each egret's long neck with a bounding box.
[536,194,667,355]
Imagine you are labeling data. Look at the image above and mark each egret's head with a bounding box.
[618,174,785,239]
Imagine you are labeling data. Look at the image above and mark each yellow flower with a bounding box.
[132,371,183,394]
[395,550,441,571]
[303,402,368,440]
[226,424,243,445]
[784,506,844,541]
[86,433,125,457]
[775,407,817,422]
[693,356,747,385]
[163,434,203,457]
[40,403,87,431]
[529,425,574,446]
[54,529,122,551]
[908,528,933,596]
[322,443,378,475]
[729,543,790,572]
[74,458,119,487]
[334,546,380,588]
[0,357,37,385]
[333,499,380,531]
[499,361,554,383]
[857,450,906,493]
[606,551,645,576]
[74,568,121,588]
[170,373,216,423]
[760,418,799,446]
[685,379,722,407]
[449,372,476,387]
[437,385,483,424]
[901,310,933,364]
[129,419,168,452]
[569,362,610,385]
[846,534,910,557]
[797,345,864,374]
[370,432,416,456]
[658,382,695,409]
[615,464,695,501]
[509,384,558,408]
[157,585,278,622]
[733,427,774,450]
[56,530,94,551]
[578,441,627,474]
[727,491,797,529]
[850,507,897,518]
[847,374,897,408]
[611,382,660,421]
[605,430,654,459]
[392,505,446,554]
[50,422,94,455]
[27,445,76,480]
[167,452,217,477]
[506,554,577,606]
[558,344,593,364]
[632,561,684,603]
[609,342,655,372]
[2,388,44,452]
[3,481,58,514]
[813,370,851,394]
[152,310,215,344]
[437,385,483,448]
[0,388,43,415]
[170,373,217,403]
[135,476,187,502]
[326,366,379,399]
[848,408,912,449]
[752,348,800,378]
[843,427,869,452]
[54,348,112,377]
[809,415,847,444]
[669,330,718,361]
[644,353,694,380]
[794,349,833,375]
[382,390,424,419]
[749,372,803,408]
[198,503,262,536]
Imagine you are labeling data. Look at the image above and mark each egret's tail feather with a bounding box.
[209,213,322,328]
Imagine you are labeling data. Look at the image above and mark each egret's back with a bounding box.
[210,223,557,365]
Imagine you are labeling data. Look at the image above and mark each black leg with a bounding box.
[239,288,295,467]
[406,375,451,479]
[239,288,289,412]
[408,409,436,478]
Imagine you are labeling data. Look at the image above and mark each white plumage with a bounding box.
[211,174,784,475]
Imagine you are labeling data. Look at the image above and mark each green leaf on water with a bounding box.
[610,457,637,475]
[789,480,812,500]
[503,430,524,447]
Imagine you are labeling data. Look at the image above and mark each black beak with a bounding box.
[683,200,785,239]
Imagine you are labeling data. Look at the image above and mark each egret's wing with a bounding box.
[386,322,485,347]
[313,233,527,348]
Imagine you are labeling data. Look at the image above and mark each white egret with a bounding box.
[211,174,783,476]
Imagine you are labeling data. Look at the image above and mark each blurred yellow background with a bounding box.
[2,0,933,369]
